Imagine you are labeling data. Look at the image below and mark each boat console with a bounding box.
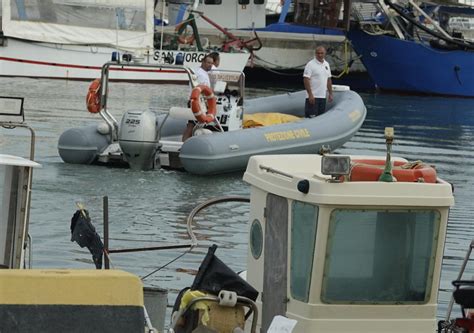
[210,70,244,132]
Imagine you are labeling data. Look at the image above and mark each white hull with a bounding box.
[160,27,366,73]
[239,31,365,73]
[155,0,366,74]
[0,38,249,82]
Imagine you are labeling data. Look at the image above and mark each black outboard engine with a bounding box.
[118,110,159,170]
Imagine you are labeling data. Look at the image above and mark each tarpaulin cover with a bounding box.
[70,209,104,269]
[243,112,300,128]
[191,245,258,301]
[2,0,154,49]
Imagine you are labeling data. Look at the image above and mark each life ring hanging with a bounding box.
[348,159,437,183]
[175,23,195,45]
[190,85,217,123]
[86,79,102,114]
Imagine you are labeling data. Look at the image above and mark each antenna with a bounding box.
[378,127,396,182]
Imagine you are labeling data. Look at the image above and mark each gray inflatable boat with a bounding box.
[58,62,366,175]
[180,89,365,174]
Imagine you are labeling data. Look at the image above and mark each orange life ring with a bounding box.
[86,79,102,114]
[175,23,195,45]
[349,159,437,183]
[190,85,217,123]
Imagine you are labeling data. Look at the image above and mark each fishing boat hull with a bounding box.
[0,38,249,82]
[58,89,366,175]
[347,29,474,97]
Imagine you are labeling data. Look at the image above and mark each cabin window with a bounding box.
[254,0,265,4]
[290,201,319,302]
[238,0,250,4]
[250,219,263,259]
[10,1,147,32]
[204,0,222,4]
[321,209,440,304]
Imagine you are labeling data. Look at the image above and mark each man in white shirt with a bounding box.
[182,55,214,141]
[194,55,214,86]
[303,46,333,118]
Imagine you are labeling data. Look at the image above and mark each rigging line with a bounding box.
[141,248,192,281]
[108,237,170,243]
[253,54,306,69]
[185,196,250,248]
[104,250,115,269]
[332,39,352,79]
[256,65,303,76]
[170,17,197,29]
[140,196,249,281]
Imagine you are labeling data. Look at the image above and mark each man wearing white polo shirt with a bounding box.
[303,46,333,118]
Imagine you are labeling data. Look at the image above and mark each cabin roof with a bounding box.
[243,154,454,207]
[0,154,41,168]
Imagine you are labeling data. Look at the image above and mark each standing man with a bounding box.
[182,55,214,141]
[194,54,214,86]
[303,46,333,118]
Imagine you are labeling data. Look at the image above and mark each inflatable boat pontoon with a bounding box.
[58,62,367,175]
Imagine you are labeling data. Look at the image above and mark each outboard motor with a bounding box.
[118,110,159,170]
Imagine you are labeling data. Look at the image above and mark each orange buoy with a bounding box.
[349,159,437,183]
[190,85,217,123]
[175,23,195,45]
[86,79,102,114]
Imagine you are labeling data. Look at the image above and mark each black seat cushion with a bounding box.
[453,288,474,309]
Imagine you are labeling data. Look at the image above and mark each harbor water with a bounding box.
[1,77,474,320]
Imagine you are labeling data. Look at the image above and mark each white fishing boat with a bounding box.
[0,0,249,82]
[168,128,474,332]
[238,128,474,332]
[156,0,366,77]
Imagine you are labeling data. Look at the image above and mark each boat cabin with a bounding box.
[0,97,39,269]
[161,0,267,29]
[161,0,348,29]
[242,132,454,332]
[0,97,152,333]
[0,153,39,269]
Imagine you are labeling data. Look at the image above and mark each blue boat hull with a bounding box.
[347,29,474,97]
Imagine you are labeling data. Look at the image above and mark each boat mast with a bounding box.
[407,0,453,40]
[159,0,166,53]
[377,0,406,39]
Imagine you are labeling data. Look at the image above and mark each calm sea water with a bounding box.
[1,77,474,319]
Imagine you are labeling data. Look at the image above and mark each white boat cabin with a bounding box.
[1,0,154,50]
[243,135,454,332]
[0,97,40,269]
[160,0,346,30]
[159,0,267,29]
